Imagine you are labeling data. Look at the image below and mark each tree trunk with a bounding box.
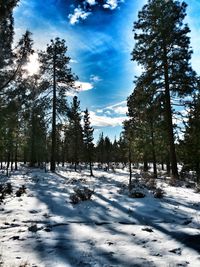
[150,120,157,178]
[89,161,93,177]
[166,154,170,175]
[143,154,148,172]
[196,162,200,184]
[6,152,10,177]
[15,143,18,170]
[128,145,132,191]
[161,162,164,171]
[163,43,179,179]
[30,113,36,167]
[50,52,56,172]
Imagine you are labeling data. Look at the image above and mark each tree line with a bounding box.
[1,0,200,183]
[124,0,200,183]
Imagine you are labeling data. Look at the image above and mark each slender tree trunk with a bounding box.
[196,162,200,184]
[51,52,56,172]
[128,144,132,191]
[163,43,179,179]
[89,161,93,177]
[15,143,18,170]
[161,162,164,171]
[166,154,170,175]
[30,113,36,167]
[143,155,148,172]
[75,162,77,172]
[6,152,10,177]
[150,120,157,178]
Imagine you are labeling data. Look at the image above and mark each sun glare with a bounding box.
[25,53,40,75]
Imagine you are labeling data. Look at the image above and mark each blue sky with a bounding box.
[13,0,200,142]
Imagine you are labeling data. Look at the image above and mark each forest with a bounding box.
[0,0,200,267]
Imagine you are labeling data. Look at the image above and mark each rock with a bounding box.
[142,227,153,232]
[169,247,182,255]
[28,224,38,233]
[129,190,145,198]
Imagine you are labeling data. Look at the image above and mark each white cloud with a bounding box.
[85,0,96,5]
[89,111,126,127]
[103,0,122,10]
[75,81,94,91]
[61,81,93,96]
[68,7,91,25]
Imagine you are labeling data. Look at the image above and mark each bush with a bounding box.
[70,187,94,204]
[16,185,26,197]
[153,188,165,198]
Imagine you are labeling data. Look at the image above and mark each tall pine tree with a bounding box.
[131,0,197,179]
[39,38,77,171]
[83,108,94,176]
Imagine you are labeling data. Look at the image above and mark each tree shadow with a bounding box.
[14,168,200,267]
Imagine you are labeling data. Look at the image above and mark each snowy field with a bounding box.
[0,166,200,267]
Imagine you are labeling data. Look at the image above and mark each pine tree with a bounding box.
[39,38,77,171]
[68,96,83,171]
[0,0,33,92]
[83,108,94,176]
[96,133,105,164]
[132,0,197,179]
[181,95,200,183]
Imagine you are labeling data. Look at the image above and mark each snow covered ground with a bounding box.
[0,166,200,267]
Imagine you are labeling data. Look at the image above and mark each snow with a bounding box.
[0,166,200,267]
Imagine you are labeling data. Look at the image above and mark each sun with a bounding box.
[25,53,40,75]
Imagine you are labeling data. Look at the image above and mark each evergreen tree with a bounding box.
[39,38,77,171]
[83,108,94,176]
[96,133,105,164]
[104,136,112,170]
[68,96,83,171]
[132,0,197,179]
[181,95,200,183]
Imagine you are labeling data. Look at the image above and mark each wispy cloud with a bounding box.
[90,74,102,82]
[90,111,126,127]
[97,101,128,115]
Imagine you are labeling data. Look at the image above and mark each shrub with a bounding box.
[16,185,26,197]
[70,187,94,204]
[153,188,165,198]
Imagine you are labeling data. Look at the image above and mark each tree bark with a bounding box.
[163,43,179,179]
[150,120,157,178]
[128,144,132,191]
[50,50,56,172]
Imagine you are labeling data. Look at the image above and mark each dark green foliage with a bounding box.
[67,96,83,171]
[130,0,197,178]
[180,95,200,183]
[83,109,94,176]
[39,38,77,171]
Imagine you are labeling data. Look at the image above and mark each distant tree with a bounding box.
[132,0,197,179]
[104,136,112,170]
[39,38,77,171]
[83,109,94,176]
[180,95,200,183]
[96,133,105,164]
[67,96,83,171]
[20,75,48,167]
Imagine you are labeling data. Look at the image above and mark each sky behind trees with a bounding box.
[13,0,200,141]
